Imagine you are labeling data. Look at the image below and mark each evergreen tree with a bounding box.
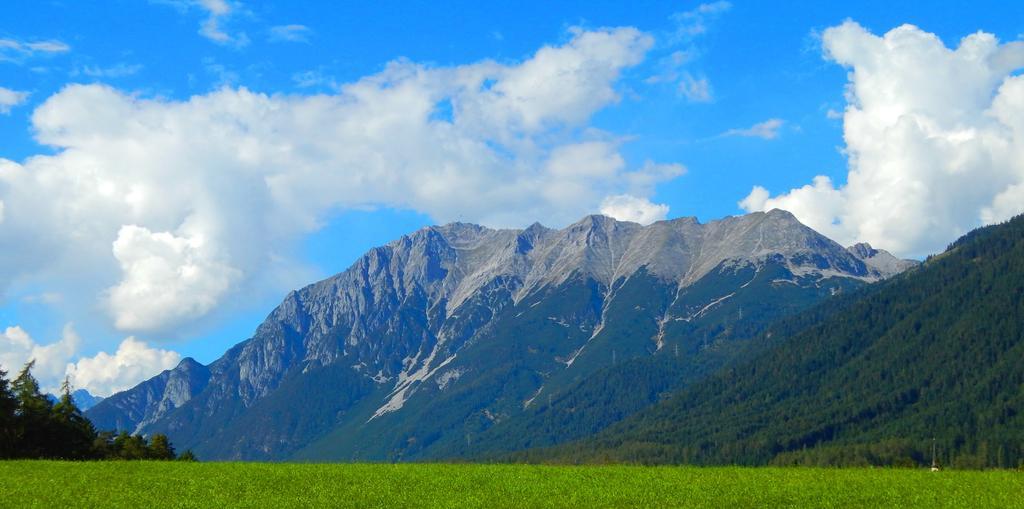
[92,430,117,459]
[12,361,56,458]
[113,431,150,460]
[0,361,187,461]
[148,433,176,460]
[51,378,98,459]
[0,367,17,458]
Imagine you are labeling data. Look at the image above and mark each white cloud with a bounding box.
[0,38,69,64]
[0,87,29,114]
[599,194,670,225]
[157,0,248,46]
[269,24,312,43]
[108,225,241,332]
[740,22,1024,258]
[545,142,625,178]
[723,118,785,139]
[738,185,769,212]
[0,325,79,389]
[0,324,179,396]
[25,41,70,53]
[648,3,729,99]
[66,337,181,397]
[0,27,681,334]
[668,1,732,43]
[78,63,143,78]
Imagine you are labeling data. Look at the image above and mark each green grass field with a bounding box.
[0,462,1021,508]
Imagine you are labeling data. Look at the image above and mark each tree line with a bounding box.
[0,361,195,461]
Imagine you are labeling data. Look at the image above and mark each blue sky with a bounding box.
[2,0,1024,394]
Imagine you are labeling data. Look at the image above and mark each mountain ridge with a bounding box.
[87,210,915,460]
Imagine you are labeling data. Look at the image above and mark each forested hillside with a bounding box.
[521,215,1024,468]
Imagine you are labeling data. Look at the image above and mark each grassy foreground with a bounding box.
[1,462,1021,508]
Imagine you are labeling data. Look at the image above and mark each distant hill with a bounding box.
[87,210,912,460]
[519,215,1024,469]
[47,389,103,412]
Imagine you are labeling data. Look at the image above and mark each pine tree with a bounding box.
[92,430,117,459]
[12,361,56,458]
[0,362,186,461]
[0,367,18,458]
[113,431,150,460]
[148,433,176,460]
[51,378,98,459]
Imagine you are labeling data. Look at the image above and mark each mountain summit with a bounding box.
[88,210,915,460]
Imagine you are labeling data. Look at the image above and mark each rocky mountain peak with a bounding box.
[847,242,877,259]
[846,242,919,276]
[88,208,921,459]
[763,207,798,219]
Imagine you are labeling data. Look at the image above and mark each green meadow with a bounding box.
[1,462,1021,508]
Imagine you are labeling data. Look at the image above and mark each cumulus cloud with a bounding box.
[0,27,682,334]
[269,24,312,43]
[108,225,241,332]
[723,118,784,139]
[0,324,180,396]
[0,325,79,389]
[0,87,29,114]
[740,22,1024,258]
[600,194,670,224]
[66,337,181,396]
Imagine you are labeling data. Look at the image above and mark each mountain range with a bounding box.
[516,214,1024,468]
[47,389,104,412]
[87,209,915,461]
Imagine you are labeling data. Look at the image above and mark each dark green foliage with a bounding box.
[0,367,17,458]
[113,432,150,459]
[148,434,175,460]
[11,361,62,458]
[0,363,186,461]
[523,215,1024,468]
[50,379,99,459]
[180,357,376,460]
[454,262,868,460]
[88,430,184,460]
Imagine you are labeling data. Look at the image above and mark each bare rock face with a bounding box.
[87,358,210,434]
[847,242,919,276]
[87,209,917,458]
